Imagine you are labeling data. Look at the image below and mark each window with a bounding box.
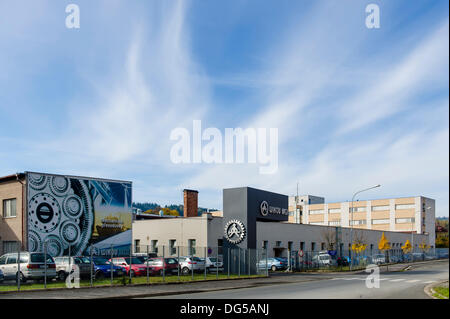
[328,208,341,213]
[372,219,390,225]
[395,218,415,224]
[395,204,415,210]
[134,239,140,253]
[6,255,17,264]
[311,242,316,251]
[300,242,305,251]
[0,256,7,265]
[309,209,324,215]
[351,207,366,212]
[151,240,158,254]
[310,222,325,225]
[169,239,176,255]
[275,241,282,247]
[218,239,223,254]
[350,220,367,225]
[321,243,325,250]
[328,221,340,226]
[188,239,196,256]
[2,198,17,218]
[2,241,18,254]
[262,241,268,249]
[372,205,390,211]
[288,241,293,251]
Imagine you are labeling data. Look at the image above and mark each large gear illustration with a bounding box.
[28,173,48,191]
[28,193,62,233]
[49,175,71,197]
[224,219,246,244]
[27,173,94,256]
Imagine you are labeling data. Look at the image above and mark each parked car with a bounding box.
[0,252,56,283]
[145,257,179,276]
[133,253,158,264]
[412,253,425,261]
[388,255,401,263]
[257,257,287,271]
[109,257,149,276]
[371,254,386,265]
[312,252,336,267]
[91,257,124,279]
[202,257,224,271]
[336,256,349,266]
[54,256,92,281]
[177,256,206,274]
[0,268,4,283]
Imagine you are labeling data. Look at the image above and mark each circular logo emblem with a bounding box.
[260,201,269,216]
[224,219,246,244]
[36,203,54,223]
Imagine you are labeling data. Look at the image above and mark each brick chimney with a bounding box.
[183,189,198,218]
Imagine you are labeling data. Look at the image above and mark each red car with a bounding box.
[109,257,149,276]
[146,257,179,276]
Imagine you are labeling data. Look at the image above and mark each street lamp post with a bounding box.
[350,184,381,271]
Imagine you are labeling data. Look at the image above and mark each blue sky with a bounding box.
[0,0,448,216]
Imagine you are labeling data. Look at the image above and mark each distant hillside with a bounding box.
[132,202,217,216]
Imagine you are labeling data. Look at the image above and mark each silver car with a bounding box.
[371,254,386,265]
[54,256,92,281]
[0,252,56,283]
[177,256,206,274]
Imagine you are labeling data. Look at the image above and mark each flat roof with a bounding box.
[25,171,132,184]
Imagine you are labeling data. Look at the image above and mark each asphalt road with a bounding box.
[147,259,449,299]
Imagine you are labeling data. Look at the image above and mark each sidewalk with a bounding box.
[0,274,331,299]
[424,280,449,299]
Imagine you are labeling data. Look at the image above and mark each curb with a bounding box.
[0,275,268,296]
[424,280,448,299]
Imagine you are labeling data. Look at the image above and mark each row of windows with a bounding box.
[309,219,416,226]
[134,239,198,255]
[308,203,417,215]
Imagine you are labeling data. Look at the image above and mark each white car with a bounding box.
[371,254,386,265]
[0,252,57,283]
[204,257,223,271]
[177,256,206,275]
[312,252,335,267]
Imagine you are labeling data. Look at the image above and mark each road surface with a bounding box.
[146,259,448,299]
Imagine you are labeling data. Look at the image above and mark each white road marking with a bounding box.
[389,279,406,282]
[423,281,436,284]
[405,279,421,283]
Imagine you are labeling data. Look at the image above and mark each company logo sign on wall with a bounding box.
[224,219,246,244]
[260,201,288,217]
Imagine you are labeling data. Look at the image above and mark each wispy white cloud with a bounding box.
[53,0,211,164]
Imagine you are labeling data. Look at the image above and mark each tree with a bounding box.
[418,240,430,253]
[320,227,336,251]
[401,240,412,254]
[378,232,391,251]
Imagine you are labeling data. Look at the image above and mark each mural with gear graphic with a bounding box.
[26,172,132,257]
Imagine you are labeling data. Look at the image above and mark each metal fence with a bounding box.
[0,244,269,292]
[285,247,448,272]
[0,244,448,292]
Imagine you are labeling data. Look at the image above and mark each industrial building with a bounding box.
[287,195,435,246]
[132,187,432,261]
[0,172,132,256]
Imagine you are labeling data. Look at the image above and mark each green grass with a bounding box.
[433,286,449,299]
[0,273,265,293]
